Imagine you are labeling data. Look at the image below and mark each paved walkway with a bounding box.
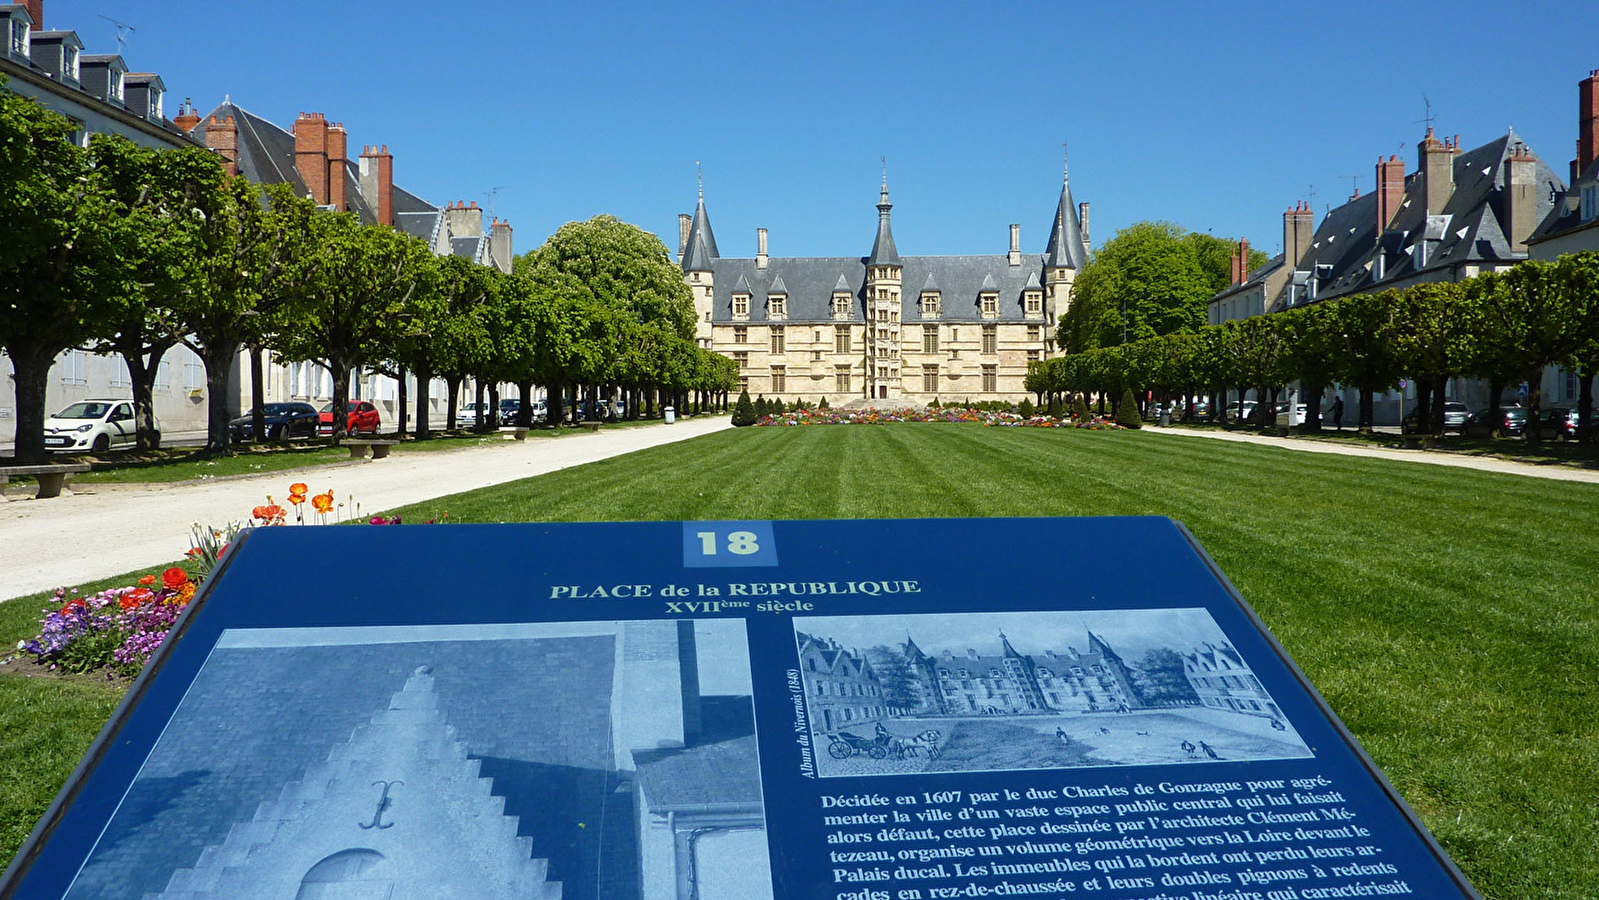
[0,417,732,603]
[1143,424,1599,483]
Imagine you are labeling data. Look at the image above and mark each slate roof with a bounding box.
[451,234,488,263]
[1529,156,1599,247]
[396,210,441,244]
[195,101,308,196]
[867,183,902,266]
[708,254,1050,324]
[681,193,719,272]
[1044,178,1089,269]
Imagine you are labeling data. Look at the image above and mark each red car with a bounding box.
[318,400,381,436]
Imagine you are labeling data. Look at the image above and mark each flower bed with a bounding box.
[19,568,196,677]
[754,407,1126,429]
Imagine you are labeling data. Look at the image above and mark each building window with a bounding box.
[922,365,938,392]
[64,46,78,79]
[770,366,786,393]
[813,350,823,361]
[108,70,123,102]
[1027,324,1041,341]
[921,293,940,318]
[1027,349,1040,362]
[980,293,998,317]
[982,325,997,355]
[769,295,786,318]
[982,365,997,392]
[60,350,87,385]
[770,325,785,354]
[922,325,939,354]
[11,20,28,57]
[733,351,748,369]
[732,294,749,318]
[1025,292,1042,316]
[832,294,852,318]
[835,325,851,354]
[185,355,205,391]
[734,325,747,343]
[154,359,170,390]
[1583,184,1598,223]
[738,375,749,392]
[109,357,132,388]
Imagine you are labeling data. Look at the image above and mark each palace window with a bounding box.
[982,365,997,392]
[813,350,823,361]
[692,272,701,283]
[833,294,852,318]
[770,325,785,354]
[982,325,997,355]
[980,293,998,318]
[877,308,888,322]
[922,325,939,353]
[835,325,851,353]
[1025,292,1042,316]
[920,292,941,318]
[738,375,749,392]
[770,367,785,393]
[836,367,851,391]
[1027,325,1041,341]
[922,365,938,393]
[734,325,747,343]
[769,295,787,318]
[732,294,749,318]
[733,351,748,369]
[1027,349,1040,362]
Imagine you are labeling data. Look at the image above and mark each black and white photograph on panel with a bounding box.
[794,609,1312,777]
[61,620,770,900]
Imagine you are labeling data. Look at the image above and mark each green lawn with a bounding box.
[2,424,1594,899]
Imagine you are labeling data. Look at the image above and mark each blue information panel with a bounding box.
[1,518,1477,900]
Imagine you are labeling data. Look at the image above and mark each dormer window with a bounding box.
[1024,291,1043,317]
[768,294,786,319]
[1583,184,1598,224]
[64,47,78,80]
[149,90,163,120]
[832,293,852,318]
[980,293,998,318]
[920,292,940,318]
[108,70,123,101]
[10,18,28,57]
[732,293,749,319]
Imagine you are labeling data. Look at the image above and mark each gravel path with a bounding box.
[1144,425,1599,483]
[0,418,731,603]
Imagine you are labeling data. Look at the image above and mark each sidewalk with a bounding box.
[1143,424,1599,483]
[0,417,732,603]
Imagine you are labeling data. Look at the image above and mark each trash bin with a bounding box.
[1158,405,1171,426]
[664,406,675,424]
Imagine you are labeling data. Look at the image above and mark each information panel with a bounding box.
[1,517,1479,900]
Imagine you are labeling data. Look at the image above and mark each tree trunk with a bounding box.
[1304,383,1323,433]
[487,383,500,427]
[396,368,408,437]
[124,342,173,450]
[1413,379,1433,434]
[547,380,563,425]
[446,377,460,431]
[1577,370,1595,443]
[1358,387,1374,433]
[328,360,350,447]
[200,342,239,452]
[475,380,487,431]
[1524,368,1545,443]
[7,348,54,464]
[414,365,433,440]
[249,345,267,443]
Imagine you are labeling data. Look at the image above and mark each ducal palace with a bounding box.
[676,168,1089,404]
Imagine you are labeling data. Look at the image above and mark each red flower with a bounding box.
[162,567,190,589]
[138,574,156,586]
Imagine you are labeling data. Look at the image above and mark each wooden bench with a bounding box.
[343,440,398,459]
[0,463,92,500]
[499,426,529,441]
[580,421,602,432]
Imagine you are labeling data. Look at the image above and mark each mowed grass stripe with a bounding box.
[386,424,1597,899]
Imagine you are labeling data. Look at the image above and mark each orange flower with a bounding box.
[162,567,190,589]
[289,482,308,496]
[122,588,154,609]
[138,574,156,586]
[252,505,270,520]
[288,493,306,506]
[311,490,334,513]
[254,504,285,525]
[177,582,197,604]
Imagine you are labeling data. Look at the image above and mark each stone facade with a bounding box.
[679,167,1089,405]
[1181,642,1281,719]
[903,632,1141,717]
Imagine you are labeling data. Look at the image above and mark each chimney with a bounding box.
[756,227,768,269]
[358,144,394,227]
[1505,144,1539,253]
[677,214,692,261]
[1008,223,1021,266]
[326,122,348,212]
[1419,127,1454,215]
[173,97,199,133]
[23,0,41,30]
[1231,238,1250,286]
[1579,69,1599,177]
[293,112,329,204]
[445,200,484,238]
[1284,201,1313,268]
[204,115,238,177]
[490,218,513,274]
[1079,202,1091,248]
[1376,154,1405,233]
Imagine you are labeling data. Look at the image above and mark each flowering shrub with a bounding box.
[753,406,1126,429]
[19,569,197,677]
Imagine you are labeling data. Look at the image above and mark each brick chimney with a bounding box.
[23,0,41,29]
[1284,201,1313,268]
[445,200,484,238]
[203,115,238,176]
[325,122,348,212]
[490,218,513,274]
[1505,144,1539,253]
[1230,238,1251,286]
[1376,154,1405,233]
[677,214,691,261]
[358,145,394,227]
[173,98,199,133]
[1419,127,1454,215]
[293,112,329,204]
[1579,69,1599,179]
[1008,223,1021,266]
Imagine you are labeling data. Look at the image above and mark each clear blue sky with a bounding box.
[48,0,1599,261]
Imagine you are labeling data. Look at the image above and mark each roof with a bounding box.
[866,182,901,266]
[633,698,762,810]
[195,101,308,196]
[1043,176,1089,269]
[1529,156,1599,247]
[680,192,719,272]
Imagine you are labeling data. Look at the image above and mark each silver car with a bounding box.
[44,399,156,452]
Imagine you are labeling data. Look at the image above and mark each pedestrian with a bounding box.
[1056,726,1069,746]
[1199,740,1219,759]
[1331,395,1345,430]
[1181,740,1197,758]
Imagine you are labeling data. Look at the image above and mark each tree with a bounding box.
[1117,387,1142,428]
[1184,231,1269,296]
[518,215,696,340]
[273,214,433,444]
[866,646,923,713]
[1057,222,1226,352]
[732,389,756,426]
[1131,649,1199,706]
[0,85,130,463]
[1556,251,1599,440]
[1329,293,1403,431]
[1462,263,1579,441]
[1390,282,1471,433]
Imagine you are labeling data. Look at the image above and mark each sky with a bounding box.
[44,0,1599,262]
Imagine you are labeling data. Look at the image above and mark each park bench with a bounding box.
[499,426,529,441]
[343,440,398,460]
[580,422,602,432]
[0,463,92,500]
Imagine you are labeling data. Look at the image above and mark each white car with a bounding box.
[44,399,155,452]
[456,402,485,427]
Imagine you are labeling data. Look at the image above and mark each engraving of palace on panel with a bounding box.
[676,166,1090,403]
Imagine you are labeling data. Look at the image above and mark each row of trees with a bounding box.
[1,82,735,463]
[1027,251,1599,441]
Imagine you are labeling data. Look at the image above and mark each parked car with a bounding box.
[1537,406,1579,440]
[497,398,522,425]
[1224,400,1258,422]
[1401,401,1471,434]
[529,399,548,422]
[44,399,154,452]
[1272,403,1308,427]
[456,402,485,428]
[1463,406,1527,438]
[230,402,320,443]
[317,400,381,436]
